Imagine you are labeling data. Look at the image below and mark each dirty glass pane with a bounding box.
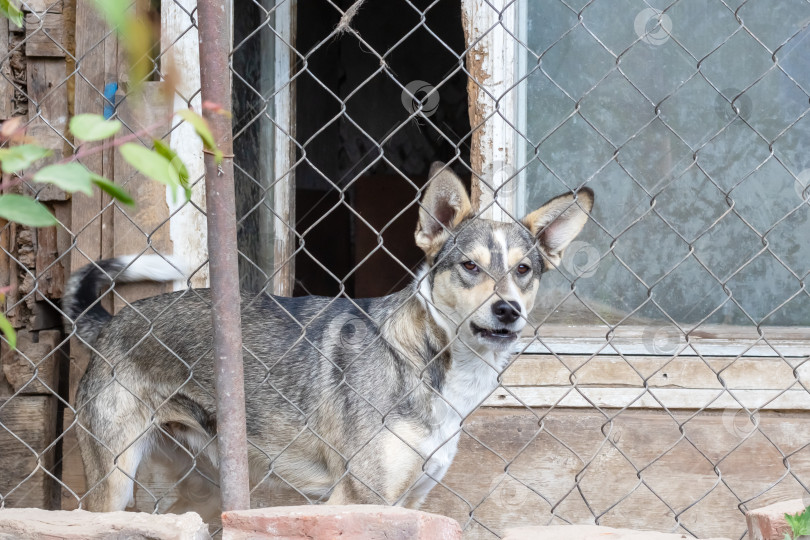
[518,1,810,328]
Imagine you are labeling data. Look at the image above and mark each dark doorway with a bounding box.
[293,0,471,298]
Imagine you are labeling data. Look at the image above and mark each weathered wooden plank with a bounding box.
[70,0,106,276]
[26,58,69,202]
[486,386,810,410]
[520,324,810,357]
[503,355,806,391]
[30,43,69,308]
[58,408,84,510]
[272,0,296,296]
[162,0,208,290]
[25,13,65,58]
[21,0,63,13]
[35,220,65,300]
[0,329,61,395]
[99,28,117,308]
[68,0,109,418]
[5,222,24,328]
[423,407,810,540]
[111,82,173,313]
[0,396,57,509]
[461,0,517,221]
[0,190,9,361]
[49,201,71,303]
[0,17,12,120]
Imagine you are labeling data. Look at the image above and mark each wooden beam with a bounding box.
[26,57,69,202]
[70,0,107,274]
[518,324,810,357]
[25,13,65,58]
[0,396,57,509]
[0,17,12,120]
[64,2,111,511]
[272,0,297,296]
[21,0,63,13]
[162,0,208,290]
[461,0,517,221]
[111,83,173,313]
[485,386,810,410]
[502,354,808,390]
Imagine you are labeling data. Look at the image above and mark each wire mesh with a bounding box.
[1,1,810,539]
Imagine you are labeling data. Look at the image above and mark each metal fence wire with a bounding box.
[2,0,810,539]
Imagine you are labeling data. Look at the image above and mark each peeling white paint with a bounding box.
[462,0,518,222]
[162,0,209,289]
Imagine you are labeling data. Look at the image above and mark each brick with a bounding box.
[222,505,463,540]
[0,508,209,539]
[746,499,807,540]
[503,525,731,540]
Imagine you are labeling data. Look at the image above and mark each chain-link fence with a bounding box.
[2,0,810,539]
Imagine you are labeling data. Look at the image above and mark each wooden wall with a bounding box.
[423,407,810,540]
[97,400,810,539]
[0,0,71,511]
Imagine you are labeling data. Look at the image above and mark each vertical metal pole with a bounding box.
[196,0,251,512]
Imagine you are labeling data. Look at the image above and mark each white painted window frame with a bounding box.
[161,0,296,295]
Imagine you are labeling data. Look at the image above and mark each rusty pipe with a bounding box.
[196,0,251,512]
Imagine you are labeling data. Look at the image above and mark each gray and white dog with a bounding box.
[66,162,593,515]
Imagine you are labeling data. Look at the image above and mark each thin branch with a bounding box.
[0,120,166,193]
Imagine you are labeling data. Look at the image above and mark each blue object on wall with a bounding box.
[103,83,118,119]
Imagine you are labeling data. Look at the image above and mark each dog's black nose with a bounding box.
[492,300,521,324]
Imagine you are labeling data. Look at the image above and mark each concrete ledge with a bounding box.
[745,499,807,540]
[503,525,731,540]
[222,505,463,540]
[0,508,209,539]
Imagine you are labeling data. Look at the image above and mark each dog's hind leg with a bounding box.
[76,377,156,512]
[77,425,152,511]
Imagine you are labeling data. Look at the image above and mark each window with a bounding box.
[466,0,810,360]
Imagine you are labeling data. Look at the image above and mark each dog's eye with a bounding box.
[516,264,531,275]
[461,261,479,272]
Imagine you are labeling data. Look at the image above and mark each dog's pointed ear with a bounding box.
[415,162,472,256]
[522,188,594,270]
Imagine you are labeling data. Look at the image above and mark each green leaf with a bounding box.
[0,0,23,28]
[152,139,191,201]
[0,145,51,173]
[0,313,15,350]
[33,163,94,196]
[90,174,135,206]
[177,109,223,164]
[0,194,57,227]
[118,143,179,187]
[785,507,810,537]
[70,114,122,142]
[152,140,189,184]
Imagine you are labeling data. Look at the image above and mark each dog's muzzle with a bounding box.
[470,321,519,342]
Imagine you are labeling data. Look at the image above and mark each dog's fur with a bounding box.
[66,162,593,514]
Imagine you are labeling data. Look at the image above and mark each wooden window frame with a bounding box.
[161,0,296,295]
[461,0,810,410]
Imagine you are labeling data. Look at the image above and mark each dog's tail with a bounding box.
[63,254,187,345]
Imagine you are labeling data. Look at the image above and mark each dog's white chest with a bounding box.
[416,350,508,491]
